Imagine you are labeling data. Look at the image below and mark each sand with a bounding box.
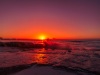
[12,65,77,75]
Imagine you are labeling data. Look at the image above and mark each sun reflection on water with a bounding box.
[34,48,47,64]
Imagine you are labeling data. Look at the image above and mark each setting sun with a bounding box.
[39,35,46,40]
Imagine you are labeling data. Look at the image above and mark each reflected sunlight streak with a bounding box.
[34,48,47,64]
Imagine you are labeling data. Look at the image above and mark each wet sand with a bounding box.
[12,65,76,75]
[12,64,96,75]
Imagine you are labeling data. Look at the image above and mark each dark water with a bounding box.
[1,39,100,50]
[0,39,100,75]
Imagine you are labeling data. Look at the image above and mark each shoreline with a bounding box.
[0,48,100,75]
[0,63,99,75]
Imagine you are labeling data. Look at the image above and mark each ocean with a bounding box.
[0,39,100,75]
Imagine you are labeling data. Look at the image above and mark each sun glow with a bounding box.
[39,35,46,40]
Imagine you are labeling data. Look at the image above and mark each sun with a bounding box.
[39,35,46,40]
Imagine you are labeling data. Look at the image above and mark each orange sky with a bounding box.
[0,0,100,39]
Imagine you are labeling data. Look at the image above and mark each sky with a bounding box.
[0,0,100,39]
